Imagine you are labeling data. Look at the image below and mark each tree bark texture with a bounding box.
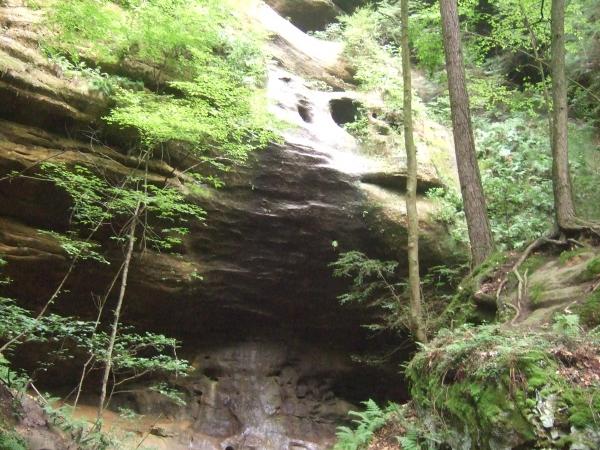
[439,0,494,266]
[551,0,576,227]
[97,201,141,424]
[401,0,427,343]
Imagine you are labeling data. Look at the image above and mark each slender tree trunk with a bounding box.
[439,0,494,266]
[401,0,427,343]
[551,0,576,227]
[73,263,124,410]
[97,201,141,425]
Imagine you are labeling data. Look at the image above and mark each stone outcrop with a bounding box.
[0,1,459,448]
[264,0,368,31]
[97,341,401,450]
[264,0,342,31]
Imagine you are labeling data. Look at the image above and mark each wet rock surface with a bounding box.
[0,1,456,448]
[106,341,400,449]
[264,0,342,31]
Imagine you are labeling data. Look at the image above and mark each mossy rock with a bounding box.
[519,254,548,275]
[0,431,27,450]
[581,256,600,282]
[578,290,600,328]
[559,247,590,265]
[434,252,508,329]
[528,282,545,307]
[406,326,600,449]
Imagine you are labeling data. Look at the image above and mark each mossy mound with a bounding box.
[406,325,600,449]
[0,431,27,450]
[0,385,27,450]
[582,256,600,282]
[434,252,509,329]
[579,290,600,329]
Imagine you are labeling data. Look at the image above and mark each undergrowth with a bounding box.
[406,325,600,449]
[334,400,399,450]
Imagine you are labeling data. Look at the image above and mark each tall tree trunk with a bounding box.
[439,0,494,266]
[401,0,427,343]
[551,0,576,227]
[97,201,141,425]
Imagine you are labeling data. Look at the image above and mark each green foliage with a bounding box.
[334,0,600,255]
[315,4,414,149]
[519,254,547,275]
[578,290,600,329]
[47,0,266,79]
[103,329,190,377]
[583,256,600,280]
[570,124,600,220]
[0,431,27,450]
[0,354,29,393]
[408,1,444,75]
[331,252,467,337]
[334,400,397,450]
[426,186,469,247]
[48,0,129,64]
[38,230,108,264]
[559,247,590,265]
[334,401,443,450]
[0,296,189,393]
[0,298,96,350]
[13,2,277,428]
[0,257,10,287]
[407,325,600,448]
[330,251,406,332]
[105,79,275,161]
[40,162,204,251]
[552,313,582,336]
[330,7,401,94]
[47,0,277,168]
[149,382,186,406]
[330,251,399,305]
[565,0,600,126]
[528,283,545,307]
[46,55,144,97]
[342,108,371,143]
[428,113,558,251]
[43,401,116,450]
[476,115,553,249]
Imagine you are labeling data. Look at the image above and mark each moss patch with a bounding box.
[0,431,27,450]
[520,254,548,275]
[582,256,600,281]
[529,282,545,306]
[434,252,509,329]
[558,247,590,265]
[0,396,26,450]
[471,251,508,278]
[578,290,600,329]
[406,326,600,449]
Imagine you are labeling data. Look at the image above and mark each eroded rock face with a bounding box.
[109,342,383,449]
[0,1,457,447]
[264,0,368,31]
[264,0,342,31]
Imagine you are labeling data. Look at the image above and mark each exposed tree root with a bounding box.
[558,217,600,238]
[510,268,528,324]
[591,279,600,294]
[495,221,599,324]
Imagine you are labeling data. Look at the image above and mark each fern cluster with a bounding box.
[334,400,397,450]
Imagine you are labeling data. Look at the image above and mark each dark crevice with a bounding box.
[297,99,313,123]
[360,172,444,194]
[330,98,360,126]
